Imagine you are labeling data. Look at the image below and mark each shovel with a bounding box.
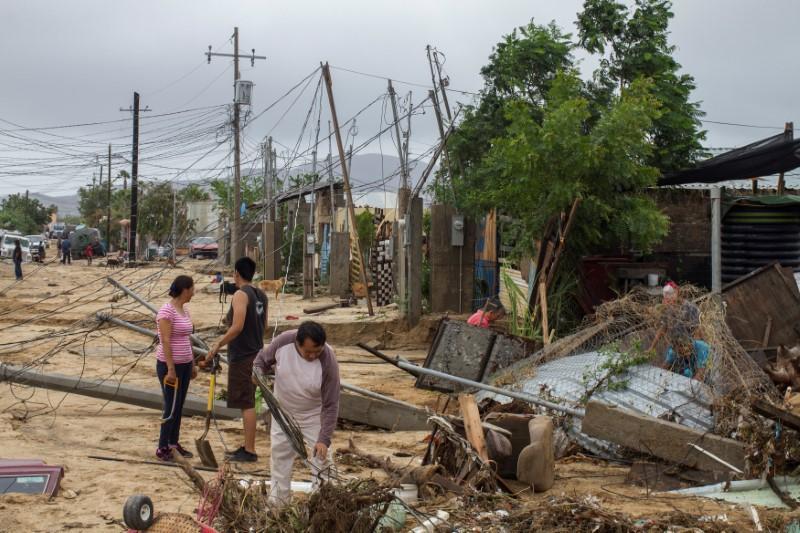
[195,356,219,468]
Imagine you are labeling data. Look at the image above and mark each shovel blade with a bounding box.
[195,438,218,469]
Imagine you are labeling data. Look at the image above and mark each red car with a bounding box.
[189,237,218,259]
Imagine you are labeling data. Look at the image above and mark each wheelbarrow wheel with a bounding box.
[123,494,154,530]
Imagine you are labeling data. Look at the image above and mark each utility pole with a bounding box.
[206,28,266,265]
[388,80,411,215]
[431,48,453,122]
[107,144,112,252]
[119,93,150,260]
[304,104,323,299]
[322,62,374,316]
[130,92,140,262]
[426,46,453,182]
[327,120,337,230]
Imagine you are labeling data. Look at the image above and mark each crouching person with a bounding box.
[253,321,340,505]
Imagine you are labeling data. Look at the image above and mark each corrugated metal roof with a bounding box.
[479,351,715,457]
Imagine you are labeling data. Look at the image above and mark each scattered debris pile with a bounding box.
[483,285,796,476]
[217,475,395,533]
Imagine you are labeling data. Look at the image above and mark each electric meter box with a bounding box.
[235,80,253,105]
[451,214,465,247]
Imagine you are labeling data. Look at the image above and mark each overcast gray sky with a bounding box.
[1,0,798,196]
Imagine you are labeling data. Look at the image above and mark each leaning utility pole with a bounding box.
[426,46,453,180]
[431,48,453,123]
[322,63,373,316]
[107,144,112,252]
[206,27,266,265]
[388,80,410,215]
[130,92,140,262]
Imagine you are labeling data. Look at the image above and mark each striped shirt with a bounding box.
[155,302,194,364]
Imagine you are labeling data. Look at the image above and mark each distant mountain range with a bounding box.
[1,152,433,217]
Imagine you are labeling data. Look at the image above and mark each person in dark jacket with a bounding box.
[60,238,71,265]
[12,240,23,280]
[202,257,267,462]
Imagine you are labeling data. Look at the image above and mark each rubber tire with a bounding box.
[123,494,154,530]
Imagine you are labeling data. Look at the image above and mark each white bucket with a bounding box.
[647,273,659,287]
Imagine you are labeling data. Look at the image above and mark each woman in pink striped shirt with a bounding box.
[155,275,197,461]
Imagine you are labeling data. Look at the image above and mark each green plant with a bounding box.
[580,341,652,402]
[501,268,539,340]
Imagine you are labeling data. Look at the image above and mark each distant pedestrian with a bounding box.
[12,240,23,280]
[38,241,45,262]
[85,244,94,266]
[61,238,71,265]
[155,275,197,461]
[56,238,62,259]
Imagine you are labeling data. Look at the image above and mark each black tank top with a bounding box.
[226,285,267,362]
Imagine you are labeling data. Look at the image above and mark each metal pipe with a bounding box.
[106,276,209,349]
[356,343,585,417]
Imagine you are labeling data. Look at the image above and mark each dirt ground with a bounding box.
[0,255,790,531]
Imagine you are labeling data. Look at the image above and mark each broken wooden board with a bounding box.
[723,262,800,349]
[581,401,746,473]
[752,398,800,433]
[458,394,489,462]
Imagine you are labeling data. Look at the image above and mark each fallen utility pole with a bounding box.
[410,107,461,200]
[321,62,374,316]
[96,313,213,361]
[356,343,584,417]
[106,276,208,350]
[0,363,240,419]
[99,313,428,431]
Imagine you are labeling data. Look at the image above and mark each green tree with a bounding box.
[137,181,196,246]
[459,72,667,253]
[0,194,54,234]
[209,174,264,224]
[577,0,706,172]
[77,184,106,228]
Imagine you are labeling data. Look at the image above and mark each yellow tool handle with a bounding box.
[206,372,215,411]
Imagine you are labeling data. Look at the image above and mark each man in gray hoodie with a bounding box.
[253,321,340,505]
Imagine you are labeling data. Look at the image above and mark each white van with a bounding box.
[0,233,32,262]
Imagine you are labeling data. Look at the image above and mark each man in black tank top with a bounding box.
[203,257,267,462]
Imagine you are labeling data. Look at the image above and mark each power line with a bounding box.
[330,64,479,96]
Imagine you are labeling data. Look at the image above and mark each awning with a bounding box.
[658,132,800,186]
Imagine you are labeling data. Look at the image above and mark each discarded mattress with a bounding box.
[478,351,714,457]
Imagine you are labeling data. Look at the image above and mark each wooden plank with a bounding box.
[752,398,800,433]
[762,317,773,348]
[539,282,550,345]
[582,401,746,472]
[459,394,489,462]
[329,232,350,297]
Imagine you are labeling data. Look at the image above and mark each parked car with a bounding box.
[0,233,32,263]
[189,237,218,259]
